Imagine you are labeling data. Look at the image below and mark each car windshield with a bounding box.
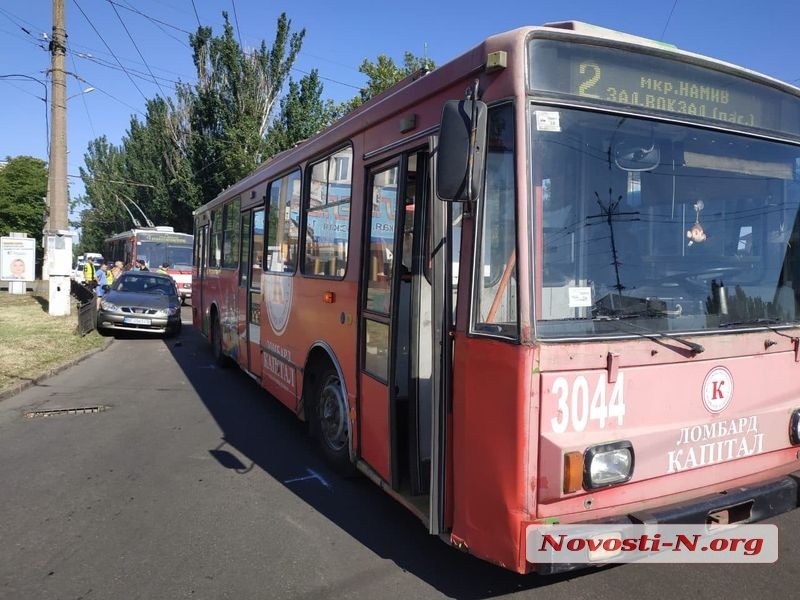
[532,105,800,338]
[113,275,175,295]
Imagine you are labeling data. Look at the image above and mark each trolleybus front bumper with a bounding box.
[527,470,800,574]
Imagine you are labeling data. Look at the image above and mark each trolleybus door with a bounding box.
[428,143,454,536]
[360,150,440,518]
[237,207,264,379]
[195,222,208,336]
[237,210,252,373]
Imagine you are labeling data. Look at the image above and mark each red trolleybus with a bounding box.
[104,226,194,304]
[193,21,800,573]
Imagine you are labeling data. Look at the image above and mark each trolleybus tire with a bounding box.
[211,314,232,368]
[313,367,356,475]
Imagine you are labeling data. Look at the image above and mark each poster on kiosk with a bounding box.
[1,235,36,282]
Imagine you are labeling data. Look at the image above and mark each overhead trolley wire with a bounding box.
[109,1,171,98]
[189,0,202,28]
[72,0,149,102]
[230,0,243,48]
[660,0,679,41]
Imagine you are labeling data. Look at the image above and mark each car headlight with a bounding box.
[100,300,118,311]
[584,441,634,489]
[154,306,179,317]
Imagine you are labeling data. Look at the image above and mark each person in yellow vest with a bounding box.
[83,260,96,289]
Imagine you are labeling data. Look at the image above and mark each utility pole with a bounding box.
[45,0,74,316]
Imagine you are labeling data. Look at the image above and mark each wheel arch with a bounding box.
[302,341,355,464]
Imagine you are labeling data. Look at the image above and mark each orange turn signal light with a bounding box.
[323,291,336,304]
[563,451,583,494]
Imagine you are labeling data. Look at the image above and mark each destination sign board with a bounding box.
[137,232,192,244]
[528,38,800,140]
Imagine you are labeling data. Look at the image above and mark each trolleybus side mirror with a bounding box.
[436,98,487,202]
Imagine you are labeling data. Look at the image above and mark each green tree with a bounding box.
[264,69,333,158]
[121,96,200,233]
[0,156,48,263]
[73,9,435,250]
[75,137,127,253]
[180,11,305,204]
[330,51,435,118]
[264,51,437,153]
[76,97,201,251]
[76,12,303,245]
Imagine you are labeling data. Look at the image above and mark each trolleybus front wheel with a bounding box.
[313,367,355,475]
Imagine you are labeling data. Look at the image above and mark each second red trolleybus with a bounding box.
[193,21,800,573]
[104,226,194,304]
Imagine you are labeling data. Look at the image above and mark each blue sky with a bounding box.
[2,0,800,215]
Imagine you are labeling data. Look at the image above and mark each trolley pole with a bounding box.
[45,0,74,316]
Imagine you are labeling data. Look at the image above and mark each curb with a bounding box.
[0,337,114,402]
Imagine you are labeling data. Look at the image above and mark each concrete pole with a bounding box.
[46,0,72,316]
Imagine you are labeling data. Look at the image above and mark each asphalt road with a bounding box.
[0,308,797,599]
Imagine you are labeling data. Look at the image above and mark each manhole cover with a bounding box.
[24,405,109,418]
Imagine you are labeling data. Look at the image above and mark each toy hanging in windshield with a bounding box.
[686,200,707,246]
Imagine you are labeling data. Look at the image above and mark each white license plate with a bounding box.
[124,317,151,325]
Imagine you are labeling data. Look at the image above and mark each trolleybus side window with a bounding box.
[251,208,265,288]
[472,104,518,338]
[303,146,353,278]
[222,197,240,268]
[209,208,222,269]
[239,209,251,288]
[363,162,400,381]
[266,169,301,274]
[365,164,400,314]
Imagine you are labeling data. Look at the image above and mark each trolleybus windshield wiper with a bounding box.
[719,317,800,342]
[594,315,705,354]
[719,317,782,328]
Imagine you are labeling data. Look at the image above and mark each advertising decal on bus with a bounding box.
[265,275,293,335]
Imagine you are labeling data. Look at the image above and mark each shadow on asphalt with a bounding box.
[160,322,603,598]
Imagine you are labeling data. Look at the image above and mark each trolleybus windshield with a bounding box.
[533,106,800,338]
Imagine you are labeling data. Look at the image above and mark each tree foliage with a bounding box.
[179,11,304,204]
[264,69,330,157]
[76,12,304,253]
[330,51,435,118]
[73,10,435,255]
[264,51,436,157]
[0,156,48,261]
[75,136,127,252]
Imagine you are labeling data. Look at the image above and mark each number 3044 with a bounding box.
[549,374,625,433]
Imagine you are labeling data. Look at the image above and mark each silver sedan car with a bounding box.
[96,271,182,337]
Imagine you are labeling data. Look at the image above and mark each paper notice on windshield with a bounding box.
[568,287,592,308]
[535,111,561,132]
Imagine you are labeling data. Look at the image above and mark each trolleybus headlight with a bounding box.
[584,441,634,490]
[790,409,800,445]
